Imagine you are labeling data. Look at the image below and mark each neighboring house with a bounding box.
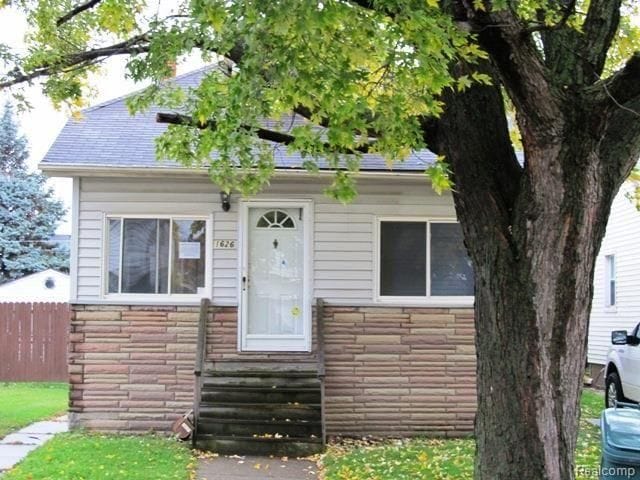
[0,269,70,303]
[49,233,71,252]
[40,67,476,455]
[587,181,640,380]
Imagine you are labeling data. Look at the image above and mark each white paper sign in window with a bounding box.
[179,241,201,259]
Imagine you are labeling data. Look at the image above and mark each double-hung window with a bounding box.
[605,254,616,308]
[377,219,474,301]
[106,216,208,296]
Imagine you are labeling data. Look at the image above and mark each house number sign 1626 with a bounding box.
[214,240,236,249]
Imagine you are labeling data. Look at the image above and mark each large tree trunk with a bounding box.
[470,163,608,480]
[431,76,628,479]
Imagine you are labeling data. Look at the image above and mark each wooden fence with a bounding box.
[0,302,70,382]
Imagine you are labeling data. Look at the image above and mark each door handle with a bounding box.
[242,276,248,291]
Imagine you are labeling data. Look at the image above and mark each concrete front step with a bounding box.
[203,369,319,378]
[198,417,322,437]
[205,361,318,373]
[194,435,324,457]
[202,375,321,389]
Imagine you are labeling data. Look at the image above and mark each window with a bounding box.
[605,254,616,307]
[256,210,296,229]
[378,219,474,299]
[107,217,207,296]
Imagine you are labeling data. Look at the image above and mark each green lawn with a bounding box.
[3,433,195,480]
[0,383,68,438]
[1,389,603,480]
[322,389,604,480]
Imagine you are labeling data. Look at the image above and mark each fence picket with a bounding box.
[0,302,69,381]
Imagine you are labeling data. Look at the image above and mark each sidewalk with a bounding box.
[0,416,68,474]
[197,455,318,479]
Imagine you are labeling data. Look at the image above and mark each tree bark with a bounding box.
[430,73,633,479]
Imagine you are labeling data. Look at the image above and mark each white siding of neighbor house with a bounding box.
[588,182,640,365]
[74,175,457,305]
[0,269,70,302]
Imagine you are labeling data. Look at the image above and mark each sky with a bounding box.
[0,5,202,235]
[0,8,139,235]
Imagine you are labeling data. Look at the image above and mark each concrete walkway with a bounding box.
[197,455,318,479]
[0,416,68,474]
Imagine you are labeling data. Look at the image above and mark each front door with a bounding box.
[240,203,311,351]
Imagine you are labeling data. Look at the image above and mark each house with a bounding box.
[49,233,71,252]
[0,269,70,303]
[587,181,640,383]
[40,67,477,455]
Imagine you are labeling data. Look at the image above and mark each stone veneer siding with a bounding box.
[322,306,476,438]
[68,304,476,436]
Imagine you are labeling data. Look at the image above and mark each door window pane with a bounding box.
[171,220,206,294]
[380,222,426,296]
[430,223,474,296]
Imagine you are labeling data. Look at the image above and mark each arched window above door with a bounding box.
[256,210,296,229]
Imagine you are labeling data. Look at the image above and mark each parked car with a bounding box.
[605,323,640,408]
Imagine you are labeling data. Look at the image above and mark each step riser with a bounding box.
[199,405,320,421]
[195,437,324,457]
[202,377,321,388]
[201,390,320,404]
[206,362,318,373]
[198,421,322,438]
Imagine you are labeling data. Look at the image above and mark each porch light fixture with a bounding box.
[220,192,231,212]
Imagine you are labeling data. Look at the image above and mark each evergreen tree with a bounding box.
[0,102,68,283]
[0,102,28,175]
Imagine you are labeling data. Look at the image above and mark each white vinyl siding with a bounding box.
[74,175,457,305]
[588,182,640,365]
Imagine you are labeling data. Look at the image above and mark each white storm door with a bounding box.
[240,203,311,351]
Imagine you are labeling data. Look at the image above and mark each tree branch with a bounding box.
[595,52,640,109]
[433,66,523,259]
[56,0,104,27]
[155,112,374,155]
[0,34,149,89]
[579,0,623,80]
[522,0,577,35]
[601,95,640,190]
[455,3,564,145]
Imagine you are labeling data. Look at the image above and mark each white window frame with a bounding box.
[605,254,616,309]
[374,216,474,307]
[237,199,314,352]
[102,214,213,302]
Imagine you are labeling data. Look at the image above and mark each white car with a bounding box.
[605,323,640,408]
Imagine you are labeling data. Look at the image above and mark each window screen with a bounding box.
[430,223,474,296]
[107,219,121,294]
[171,220,206,294]
[107,217,205,295]
[121,219,170,294]
[380,222,426,296]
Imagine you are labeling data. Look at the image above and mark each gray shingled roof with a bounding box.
[40,66,437,172]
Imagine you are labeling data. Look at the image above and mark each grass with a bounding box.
[3,433,195,480]
[322,389,605,480]
[0,382,68,438]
